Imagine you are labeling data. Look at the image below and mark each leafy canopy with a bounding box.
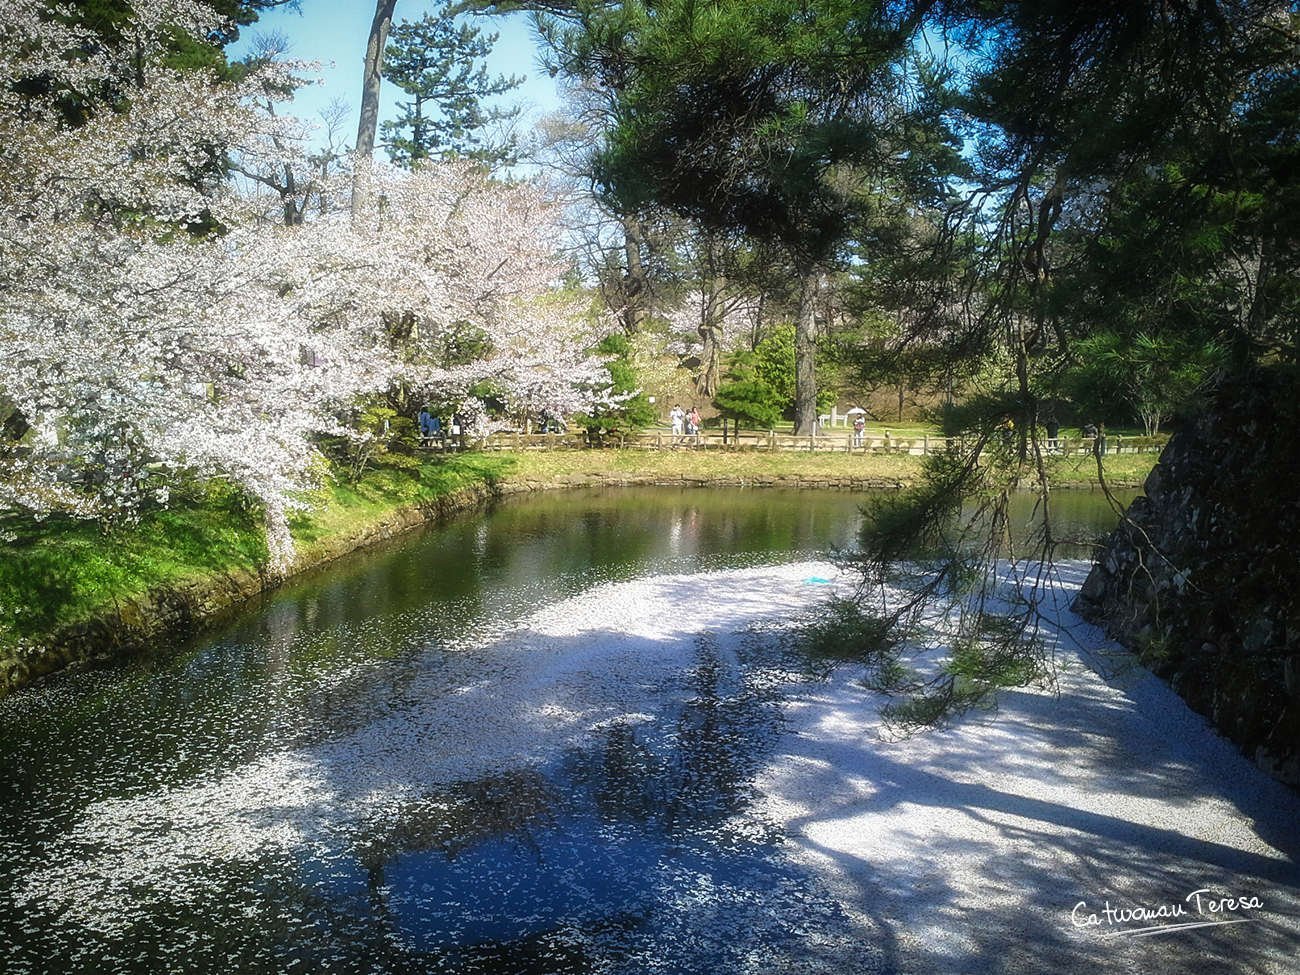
[548,0,929,269]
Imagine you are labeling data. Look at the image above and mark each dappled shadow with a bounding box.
[759,621,1300,974]
[8,561,1300,974]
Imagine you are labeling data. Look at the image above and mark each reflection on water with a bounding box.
[0,486,1132,974]
[346,636,823,973]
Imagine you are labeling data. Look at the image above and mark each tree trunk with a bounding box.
[695,279,724,399]
[696,321,721,398]
[352,0,398,222]
[1246,234,1273,343]
[621,214,648,333]
[793,268,819,435]
[412,93,426,164]
[1014,314,1031,462]
[281,162,302,225]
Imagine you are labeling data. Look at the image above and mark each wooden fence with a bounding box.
[424,429,1169,457]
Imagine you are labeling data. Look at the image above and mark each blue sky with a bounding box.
[232,1,563,149]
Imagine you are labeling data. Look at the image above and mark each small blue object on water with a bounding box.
[804,576,833,585]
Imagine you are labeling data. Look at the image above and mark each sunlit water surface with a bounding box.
[0,486,1132,974]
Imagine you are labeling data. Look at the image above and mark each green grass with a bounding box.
[287,453,517,552]
[0,484,269,643]
[490,446,1155,487]
[0,454,519,650]
[1043,449,1158,487]
[495,448,920,480]
[0,445,1156,653]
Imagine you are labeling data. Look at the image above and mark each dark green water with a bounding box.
[0,486,1131,975]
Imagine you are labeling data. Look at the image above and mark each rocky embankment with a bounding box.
[1075,369,1300,787]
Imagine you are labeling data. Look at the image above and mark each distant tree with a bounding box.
[528,83,662,336]
[544,0,934,434]
[1068,331,1225,436]
[227,32,325,225]
[306,98,354,215]
[381,3,523,168]
[714,352,785,433]
[750,326,798,415]
[576,334,657,437]
[714,324,836,432]
[659,231,787,399]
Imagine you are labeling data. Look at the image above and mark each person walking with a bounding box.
[687,406,702,442]
[853,414,866,447]
[1045,414,1060,451]
[451,412,467,451]
[670,404,685,440]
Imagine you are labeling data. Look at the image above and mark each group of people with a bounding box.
[417,409,443,440]
[669,404,703,440]
[997,415,1108,455]
[417,408,468,448]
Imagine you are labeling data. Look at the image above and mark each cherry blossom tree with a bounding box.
[1,2,614,569]
[0,0,360,565]
[326,161,614,431]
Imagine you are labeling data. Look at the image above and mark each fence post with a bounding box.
[924,434,930,455]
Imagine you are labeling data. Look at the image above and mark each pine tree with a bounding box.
[535,0,935,434]
[380,3,524,168]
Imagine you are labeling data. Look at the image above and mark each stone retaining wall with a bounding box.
[1074,369,1300,788]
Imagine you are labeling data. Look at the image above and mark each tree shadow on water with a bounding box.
[11,595,1300,975]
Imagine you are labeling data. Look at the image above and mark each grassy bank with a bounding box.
[1042,450,1158,489]
[492,447,1157,487]
[494,448,921,480]
[0,446,1155,664]
[0,454,515,656]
